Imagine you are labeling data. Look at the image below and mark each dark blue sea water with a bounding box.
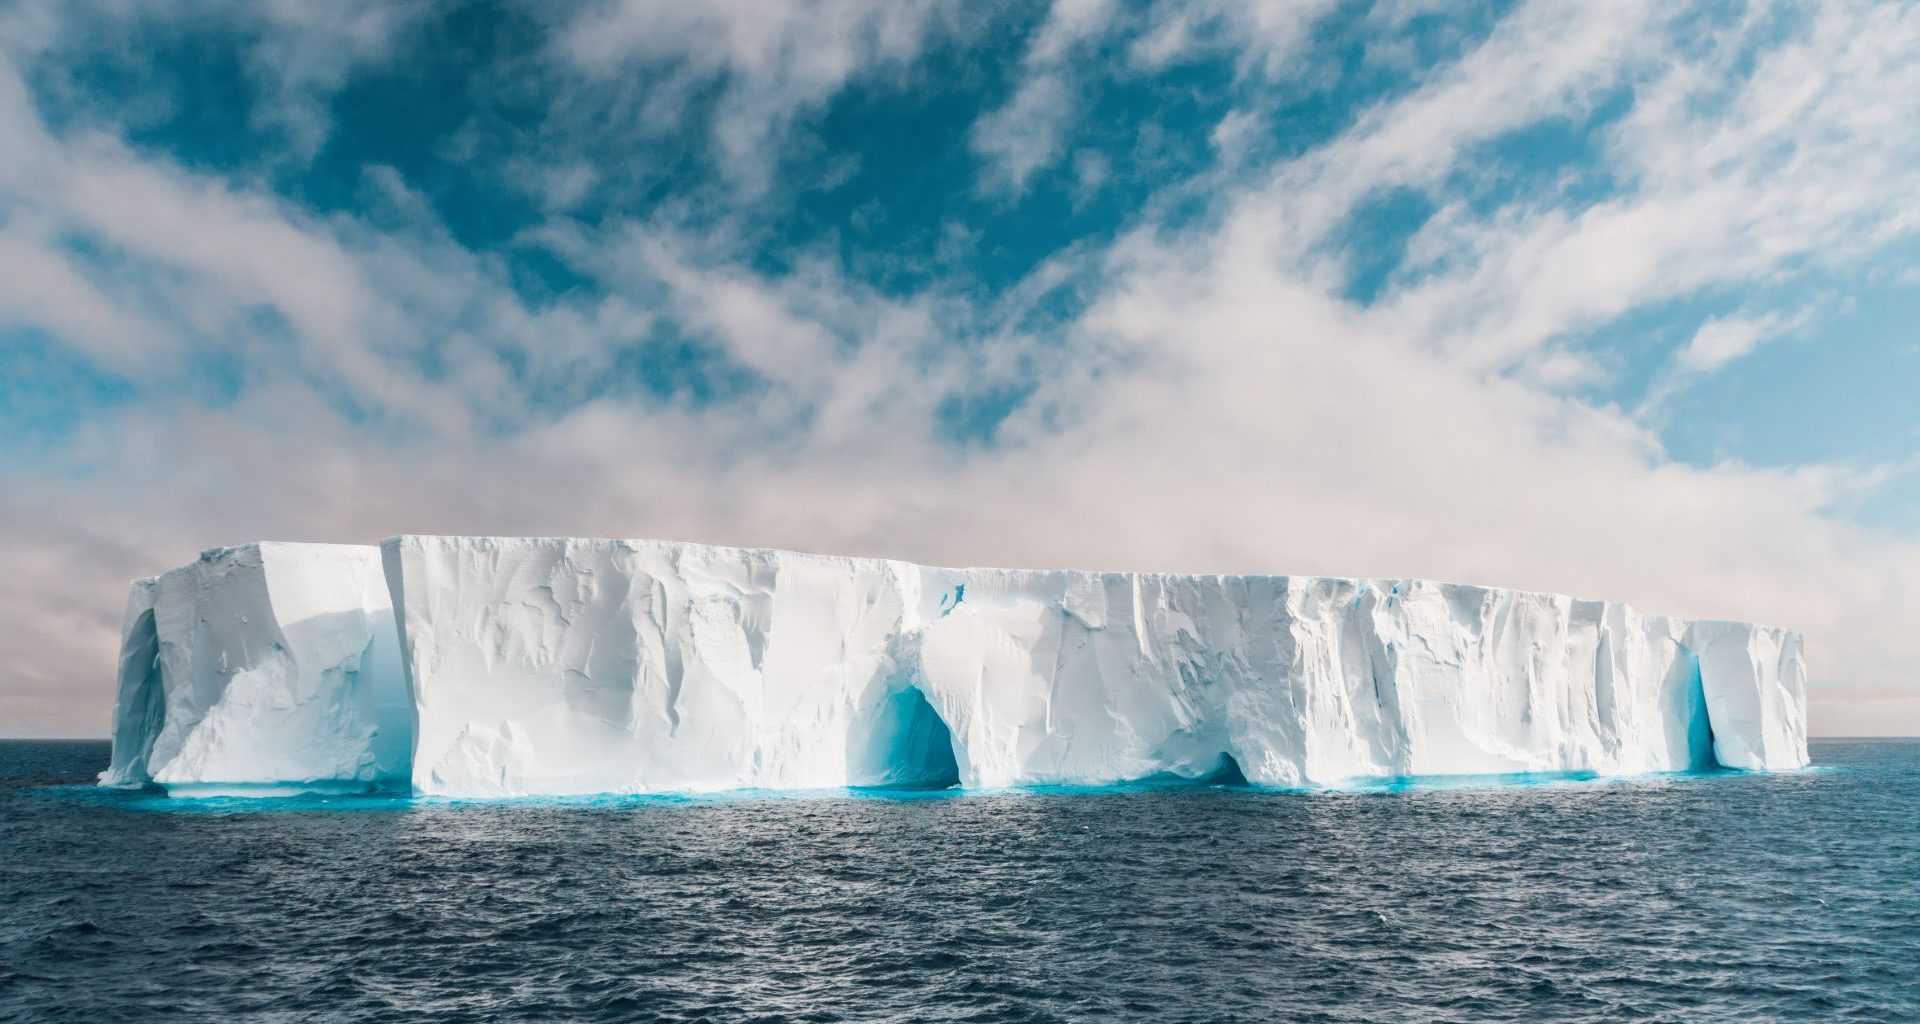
[2,740,1916,1023]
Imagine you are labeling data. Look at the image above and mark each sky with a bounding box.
[2,0,1918,738]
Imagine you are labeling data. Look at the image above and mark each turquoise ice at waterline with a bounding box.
[104,537,1807,800]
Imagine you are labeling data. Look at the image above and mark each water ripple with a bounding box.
[1,740,1916,1022]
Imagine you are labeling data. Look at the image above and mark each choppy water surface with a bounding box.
[2,740,1915,1023]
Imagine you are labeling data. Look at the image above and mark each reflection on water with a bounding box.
[2,739,1915,1022]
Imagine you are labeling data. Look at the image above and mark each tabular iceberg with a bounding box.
[103,536,1810,797]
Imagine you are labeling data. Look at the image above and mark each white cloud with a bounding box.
[242,0,422,157]
[0,229,159,365]
[5,0,1920,744]
[968,0,1118,196]
[1630,306,1813,419]
[1130,0,1339,77]
[1366,1,1920,371]
[1679,311,1797,375]
[1,0,419,160]
[558,0,964,196]
[974,0,1343,195]
[970,71,1077,196]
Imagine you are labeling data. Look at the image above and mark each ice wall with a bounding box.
[380,536,1809,797]
[103,536,1809,797]
[100,543,410,794]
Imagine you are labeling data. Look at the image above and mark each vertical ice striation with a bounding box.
[382,536,926,796]
[103,536,1810,796]
[100,543,410,795]
[379,536,1808,797]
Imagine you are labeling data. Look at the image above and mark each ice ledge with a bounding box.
[104,536,1810,797]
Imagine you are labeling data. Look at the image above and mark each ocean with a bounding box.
[1,739,1914,1023]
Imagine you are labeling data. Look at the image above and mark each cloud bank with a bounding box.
[3,0,1918,736]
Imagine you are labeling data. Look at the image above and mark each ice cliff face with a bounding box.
[100,544,410,795]
[104,536,1809,797]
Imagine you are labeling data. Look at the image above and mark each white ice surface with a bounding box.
[100,543,409,793]
[377,536,1809,798]
[103,536,1808,796]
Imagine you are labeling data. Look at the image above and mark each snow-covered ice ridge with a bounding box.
[103,536,1809,797]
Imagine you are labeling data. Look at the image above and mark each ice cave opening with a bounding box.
[1685,654,1722,773]
[857,686,962,790]
[1201,752,1251,787]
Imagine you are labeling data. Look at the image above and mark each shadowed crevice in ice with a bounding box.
[102,603,164,787]
[113,537,1810,797]
[854,686,961,791]
[1201,752,1250,787]
[1685,652,1723,773]
[1117,752,1253,790]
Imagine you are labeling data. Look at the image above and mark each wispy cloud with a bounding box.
[4,0,420,160]
[1372,0,1920,370]
[1129,0,1340,77]
[969,0,1119,196]
[971,0,1341,196]
[1631,306,1814,420]
[1678,310,1805,377]
[3,0,1920,740]
[558,0,967,196]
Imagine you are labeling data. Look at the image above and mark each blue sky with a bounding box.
[2,0,1918,736]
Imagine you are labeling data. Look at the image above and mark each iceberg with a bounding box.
[100,543,411,795]
[103,536,1810,797]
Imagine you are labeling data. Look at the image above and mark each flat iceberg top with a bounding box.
[383,534,1779,624]
[105,535,1810,798]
